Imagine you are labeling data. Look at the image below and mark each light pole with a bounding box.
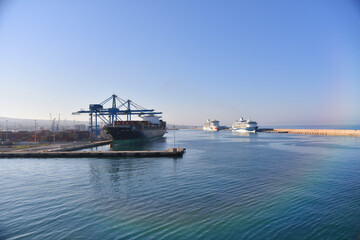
[173,127,176,148]
[73,120,76,143]
[53,128,56,144]
[5,120,8,142]
[34,120,37,142]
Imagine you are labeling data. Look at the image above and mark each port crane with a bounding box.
[73,94,162,140]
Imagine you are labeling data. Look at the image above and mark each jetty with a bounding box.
[0,139,186,158]
[48,140,113,152]
[0,148,186,158]
[258,129,360,137]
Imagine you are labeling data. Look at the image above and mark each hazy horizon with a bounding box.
[1,116,360,130]
[1,0,359,126]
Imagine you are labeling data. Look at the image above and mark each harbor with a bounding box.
[1,128,360,240]
[2,1,360,239]
[0,94,184,158]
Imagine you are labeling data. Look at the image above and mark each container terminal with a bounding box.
[0,94,186,158]
[73,94,166,140]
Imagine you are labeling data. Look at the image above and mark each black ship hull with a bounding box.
[104,126,166,140]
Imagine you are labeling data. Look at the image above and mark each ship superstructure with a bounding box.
[203,119,220,131]
[232,117,258,132]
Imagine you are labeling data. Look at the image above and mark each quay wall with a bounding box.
[272,129,360,137]
[0,148,186,158]
[51,140,113,152]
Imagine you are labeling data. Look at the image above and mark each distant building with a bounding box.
[75,124,87,131]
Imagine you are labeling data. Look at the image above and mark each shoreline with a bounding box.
[258,128,360,137]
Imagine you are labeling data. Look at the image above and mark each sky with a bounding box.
[0,0,359,126]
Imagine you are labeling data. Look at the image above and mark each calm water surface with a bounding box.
[1,130,360,239]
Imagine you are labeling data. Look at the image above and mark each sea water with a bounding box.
[1,130,360,239]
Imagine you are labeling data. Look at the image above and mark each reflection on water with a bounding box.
[202,130,221,140]
[110,137,167,151]
[231,132,256,137]
[228,131,258,142]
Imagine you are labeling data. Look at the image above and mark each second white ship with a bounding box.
[203,119,220,131]
[232,117,258,132]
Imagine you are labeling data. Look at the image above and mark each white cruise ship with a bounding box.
[203,119,220,131]
[232,117,258,132]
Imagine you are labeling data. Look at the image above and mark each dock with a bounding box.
[0,148,186,158]
[48,140,113,152]
[258,129,360,137]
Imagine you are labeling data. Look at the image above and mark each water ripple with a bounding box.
[1,131,360,239]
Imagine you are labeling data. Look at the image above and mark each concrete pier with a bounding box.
[0,148,186,158]
[259,129,360,137]
[0,140,113,153]
[49,140,113,152]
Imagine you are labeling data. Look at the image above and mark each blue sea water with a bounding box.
[1,130,360,240]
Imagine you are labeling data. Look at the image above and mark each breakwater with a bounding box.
[0,148,185,158]
[259,128,360,137]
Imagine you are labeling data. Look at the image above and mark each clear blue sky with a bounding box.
[0,0,359,126]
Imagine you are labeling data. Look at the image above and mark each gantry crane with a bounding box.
[73,94,162,141]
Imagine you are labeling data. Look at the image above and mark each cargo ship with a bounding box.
[73,94,167,141]
[104,114,166,140]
